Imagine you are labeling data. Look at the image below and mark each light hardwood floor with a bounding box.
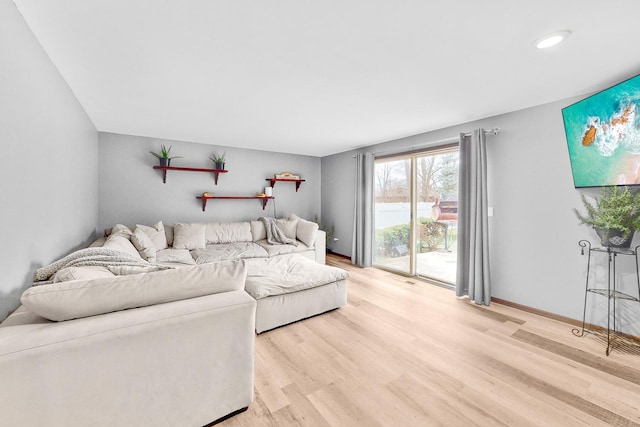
[222,254,640,426]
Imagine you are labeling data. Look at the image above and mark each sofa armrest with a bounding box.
[315,230,326,264]
[0,291,256,426]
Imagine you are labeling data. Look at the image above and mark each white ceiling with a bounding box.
[12,0,640,157]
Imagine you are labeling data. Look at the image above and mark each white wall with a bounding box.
[320,152,355,251]
[99,133,321,230]
[322,97,640,336]
[0,0,99,320]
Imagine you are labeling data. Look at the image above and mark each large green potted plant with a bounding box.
[149,144,182,167]
[574,186,640,248]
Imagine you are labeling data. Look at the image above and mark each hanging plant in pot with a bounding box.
[149,145,182,167]
[574,186,640,248]
[209,152,226,170]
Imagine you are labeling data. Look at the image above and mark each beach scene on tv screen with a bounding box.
[563,74,640,188]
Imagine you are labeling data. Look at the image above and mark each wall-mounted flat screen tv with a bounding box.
[562,74,640,188]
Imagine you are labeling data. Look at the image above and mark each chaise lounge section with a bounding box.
[244,255,348,333]
[0,261,256,426]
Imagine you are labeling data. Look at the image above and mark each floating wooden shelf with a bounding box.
[196,195,274,211]
[153,166,228,184]
[266,178,305,192]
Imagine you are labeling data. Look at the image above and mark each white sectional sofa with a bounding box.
[96,217,348,333]
[0,216,348,426]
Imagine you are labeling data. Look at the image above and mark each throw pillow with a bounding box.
[276,218,298,240]
[131,227,157,262]
[102,235,143,259]
[250,220,267,242]
[108,224,133,239]
[172,223,206,250]
[289,213,319,247]
[136,221,168,251]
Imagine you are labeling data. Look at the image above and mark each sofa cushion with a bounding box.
[173,223,206,250]
[136,221,168,251]
[244,255,348,299]
[290,214,319,247]
[255,239,313,257]
[192,242,269,264]
[155,248,197,265]
[206,222,252,244]
[131,228,157,262]
[53,266,115,283]
[20,261,247,321]
[250,220,267,242]
[102,235,142,260]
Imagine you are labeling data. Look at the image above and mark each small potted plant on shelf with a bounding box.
[149,145,182,167]
[574,186,640,248]
[209,152,226,170]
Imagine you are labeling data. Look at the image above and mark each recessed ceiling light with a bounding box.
[534,30,572,49]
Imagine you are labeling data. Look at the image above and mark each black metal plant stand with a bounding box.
[573,240,640,356]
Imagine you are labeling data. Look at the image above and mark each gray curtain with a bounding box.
[456,129,491,305]
[352,152,374,267]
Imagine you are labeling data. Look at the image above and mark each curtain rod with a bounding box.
[358,127,501,158]
[462,127,501,137]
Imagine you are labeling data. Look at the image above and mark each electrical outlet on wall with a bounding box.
[488,207,494,217]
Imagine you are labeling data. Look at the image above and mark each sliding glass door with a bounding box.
[373,146,459,284]
[373,157,412,274]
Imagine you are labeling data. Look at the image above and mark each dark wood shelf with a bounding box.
[196,195,274,211]
[266,178,305,192]
[153,166,228,184]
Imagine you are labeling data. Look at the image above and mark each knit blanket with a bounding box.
[33,247,169,284]
[259,217,298,246]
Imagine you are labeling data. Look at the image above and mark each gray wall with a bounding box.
[99,133,321,230]
[322,97,640,336]
[0,1,99,320]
